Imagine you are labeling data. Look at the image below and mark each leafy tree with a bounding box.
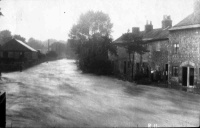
[68,11,116,75]
[119,32,149,80]
[27,38,44,50]
[13,34,26,42]
[0,0,3,16]
[120,33,148,62]
[69,11,113,39]
[65,40,77,59]
[0,30,12,45]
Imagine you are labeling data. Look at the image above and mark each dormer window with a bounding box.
[174,43,179,54]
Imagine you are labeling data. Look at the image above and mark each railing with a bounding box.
[0,92,6,128]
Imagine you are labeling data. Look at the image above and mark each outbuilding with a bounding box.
[0,38,38,61]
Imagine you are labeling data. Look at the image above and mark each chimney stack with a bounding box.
[162,15,172,29]
[145,20,153,32]
[132,27,140,35]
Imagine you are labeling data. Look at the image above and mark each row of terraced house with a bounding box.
[109,1,200,88]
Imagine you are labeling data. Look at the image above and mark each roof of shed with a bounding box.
[2,39,37,52]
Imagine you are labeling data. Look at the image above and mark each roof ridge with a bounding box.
[13,38,37,52]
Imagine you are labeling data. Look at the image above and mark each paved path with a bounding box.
[0,59,200,127]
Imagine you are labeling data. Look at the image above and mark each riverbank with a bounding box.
[0,57,62,73]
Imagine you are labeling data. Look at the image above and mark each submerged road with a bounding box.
[0,59,200,127]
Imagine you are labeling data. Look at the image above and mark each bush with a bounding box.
[78,59,113,75]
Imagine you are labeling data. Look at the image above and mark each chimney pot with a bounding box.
[162,15,172,29]
[145,21,153,32]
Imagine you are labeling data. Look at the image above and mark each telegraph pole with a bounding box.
[48,39,49,53]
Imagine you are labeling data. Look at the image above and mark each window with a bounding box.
[156,43,161,51]
[174,43,179,54]
[172,66,178,76]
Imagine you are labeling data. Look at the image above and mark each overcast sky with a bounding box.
[0,0,194,41]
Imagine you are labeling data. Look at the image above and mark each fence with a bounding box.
[0,92,6,128]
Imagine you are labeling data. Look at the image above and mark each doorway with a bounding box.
[189,68,194,86]
[182,67,194,86]
[165,64,168,80]
[182,67,187,86]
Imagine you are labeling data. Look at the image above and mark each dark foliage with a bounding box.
[0,30,12,45]
[46,51,58,58]
[120,33,148,55]
[13,35,26,42]
[68,11,117,75]
[70,34,116,75]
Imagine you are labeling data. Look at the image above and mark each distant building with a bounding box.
[109,15,172,82]
[0,39,38,61]
[168,0,200,88]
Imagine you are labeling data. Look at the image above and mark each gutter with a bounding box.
[169,24,200,31]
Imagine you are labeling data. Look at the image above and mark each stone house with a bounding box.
[109,15,172,82]
[168,2,200,88]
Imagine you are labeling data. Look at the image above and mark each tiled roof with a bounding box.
[170,12,200,30]
[143,28,169,42]
[114,28,169,44]
[2,38,37,52]
[114,32,144,43]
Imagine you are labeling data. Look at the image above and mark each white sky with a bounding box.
[0,0,194,41]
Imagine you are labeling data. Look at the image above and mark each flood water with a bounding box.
[0,59,200,127]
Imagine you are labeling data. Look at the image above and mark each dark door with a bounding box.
[136,63,140,73]
[189,68,194,86]
[165,64,168,80]
[182,67,187,86]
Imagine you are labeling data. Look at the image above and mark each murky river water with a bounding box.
[0,59,200,127]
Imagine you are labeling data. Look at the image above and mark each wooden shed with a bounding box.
[0,38,38,61]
